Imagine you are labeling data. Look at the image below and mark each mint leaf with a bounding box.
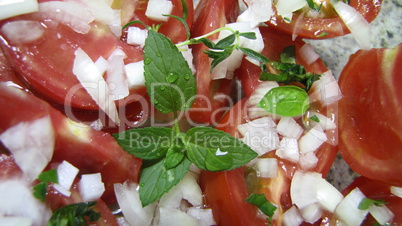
[164,138,186,169]
[246,193,277,221]
[47,201,100,226]
[113,127,175,160]
[143,29,196,113]
[257,86,310,117]
[139,157,191,206]
[38,169,58,183]
[358,198,388,210]
[184,127,257,171]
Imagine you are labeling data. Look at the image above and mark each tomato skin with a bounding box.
[0,154,23,180]
[0,84,142,204]
[186,0,239,125]
[266,0,382,39]
[338,43,402,185]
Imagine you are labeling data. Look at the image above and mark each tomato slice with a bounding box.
[0,84,142,204]
[265,0,382,39]
[186,0,239,125]
[338,43,402,185]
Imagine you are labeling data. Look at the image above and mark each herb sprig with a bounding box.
[47,201,100,226]
[33,169,58,202]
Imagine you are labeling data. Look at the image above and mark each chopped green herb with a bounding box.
[38,169,58,183]
[33,169,59,202]
[257,86,310,117]
[284,17,291,23]
[306,0,323,11]
[310,115,320,122]
[358,198,388,210]
[246,193,277,222]
[316,32,329,37]
[33,182,48,202]
[47,201,100,226]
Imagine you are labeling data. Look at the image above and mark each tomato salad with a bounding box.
[0,0,401,225]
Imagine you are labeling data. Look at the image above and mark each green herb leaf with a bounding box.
[198,38,216,49]
[143,29,196,113]
[215,33,236,48]
[280,45,296,64]
[139,157,191,206]
[239,32,257,40]
[306,0,322,11]
[358,198,388,210]
[316,32,329,37]
[164,138,186,169]
[122,20,149,30]
[38,169,58,183]
[246,193,277,221]
[179,0,189,20]
[113,127,175,160]
[33,182,47,202]
[257,86,310,117]
[47,201,100,226]
[309,115,320,122]
[239,47,270,64]
[184,127,257,171]
[163,14,190,40]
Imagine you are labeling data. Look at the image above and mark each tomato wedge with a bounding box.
[338,43,402,185]
[266,0,382,39]
[186,0,239,125]
[0,84,142,203]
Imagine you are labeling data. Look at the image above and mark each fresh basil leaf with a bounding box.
[164,138,186,169]
[184,127,257,171]
[163,14,190,40]
[139,157,191,206]
[239,32,257,40]
[47,201,100,226]
[38,169,58,183]
[113,127,175,160]
[143,29,196,113]
[358,198,388,210]
[33,182,47,202]
[215,33,236,49]
[257,86,310,117]
[246,193,277,221]
[239,47,270,64]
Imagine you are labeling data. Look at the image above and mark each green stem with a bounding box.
[176,27,236,48]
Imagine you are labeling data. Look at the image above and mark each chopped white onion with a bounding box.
[0,179,51,226]
[0,0,38,20]
[274,0,306,19]
[108,9,123,38]
[66,0,114,25]
[276,117,304,140]
[39,1,95,34]
[283,205,304,226]
[369,204,394,225]
[53,160,79,197]
[248,81,279,106]
[390,186,402,198]
[0,116,55,182]
[290,171,321,209]
[237,0,274,28]
[94,56,109,75]
[179,45,196,74]
[316,176,344,212]
[145,0,173,22]
[306,111,337,131]
[309,70,342,106]
[255,158,278,178]
[0,216,32,226]
[299,43,320,65]
[186,207,216,226]
[299,152,318,170]
[106,48,129,100]
[73,47,120,125]
[335,187,369,226]
[1,20,44,44]
[276,137,300,163]
[157,207,199,226]
[332,1,371,50]
[114,182,157,226]
[127,27,148,48]
[78,173,105,201]
[124,61,146,89]
[298,124,327,154]
[299,203,323,224]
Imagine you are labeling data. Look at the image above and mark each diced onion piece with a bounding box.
[369,204,394,225]
[127,27,148,48]
[1,20,44,44]
[299,124,327,154]
[89,119,104,131]
[0,116,54,182]
[316,176,344,212]
[276,137,299,163]
[158,184,183,209]
[0,0,38,20]
[106,48,129,100]
[244,27,265,65]
[306,111,337,131]
[73,48,120,125]
[275,0,306,18]
[53,160,79,197]
[0,179,51,226]
[145,0,173,22]
[179,45,196,74]
[276,117,304,140]
[335,187,369,226]
[39,1,95,34]
[248,81,279,106]
[124,61,146,89]
[157,207,199,226]
[390,186,402,198]
[299,203,323,224]
[108,9,123,38]
[332,1,371,50]
[94,56,108,75]
[299,152,318,170]
[67,0,114,25]
[255,158,278,178]
[186,207,216,226]
[0,216,32,226]
[291,171,322,208]
[283,205,304,226]
[309,70,342,106]
[237,0,274,28]
[114,182,157,226]
[78,173,105,201]
[299,43,320,65]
